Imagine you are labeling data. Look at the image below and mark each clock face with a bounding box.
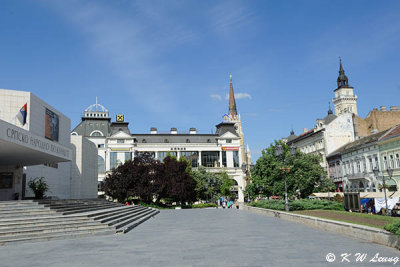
[116,114,124,122]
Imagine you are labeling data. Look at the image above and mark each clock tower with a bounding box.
[332,59,358,115]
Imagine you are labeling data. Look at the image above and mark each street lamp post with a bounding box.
[386,167,394,216]
[274,144,296,212]
[373,166,389,216]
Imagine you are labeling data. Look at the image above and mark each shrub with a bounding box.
[28,177,49,199]
[384,220,400,236]
[192,203,218,209]
[249,199,344,211]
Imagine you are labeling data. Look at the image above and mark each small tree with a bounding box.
[28,177,49,199]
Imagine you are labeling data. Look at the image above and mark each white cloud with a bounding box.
[42,0,197,114]
[210,94,222,101]
[225,93,252,100]
[208,1,254,34]
[236,93,252,100]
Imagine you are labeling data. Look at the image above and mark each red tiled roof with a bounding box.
[379,124,400,141]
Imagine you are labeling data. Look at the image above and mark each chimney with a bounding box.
[390,106,399,112]
[189,128,197,134]
[150,127,157,134]
[170,128,177,134]
[303,128,308,133]
[380,106,387,111]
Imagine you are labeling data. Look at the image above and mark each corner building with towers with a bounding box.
[72,77,252,202]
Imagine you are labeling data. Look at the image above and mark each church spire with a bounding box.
[229,75,237,118]
[337,57,349,88]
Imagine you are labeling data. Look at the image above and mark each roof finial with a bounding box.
[339,56,343,72]
[328,102,333,114]
[96,96,98,111]
[229,74,232,82]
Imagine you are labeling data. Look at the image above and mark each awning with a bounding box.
[361,191,391,198]
[0,120,72,166]
[309,192,343,198]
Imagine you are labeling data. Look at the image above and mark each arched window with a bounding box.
[71,132,78,136]
[98,155,105,173]
[90,130,103,137]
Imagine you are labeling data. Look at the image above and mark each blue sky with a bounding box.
[1,0,400,161]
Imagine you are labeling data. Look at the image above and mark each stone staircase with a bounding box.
[0,199,159,246]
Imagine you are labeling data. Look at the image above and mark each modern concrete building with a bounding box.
[72,77,252,202]
[0,89,97,200]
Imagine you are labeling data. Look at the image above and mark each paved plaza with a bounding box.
[0,209,399,267]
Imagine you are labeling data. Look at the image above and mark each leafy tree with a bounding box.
[247,140,325,200]
[104,152,161,203]
[192,167,235,201]
[219,171,235,199]
[192,166,216,201]
[162,156,197,205]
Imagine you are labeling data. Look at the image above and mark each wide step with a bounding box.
[0,199,159,245]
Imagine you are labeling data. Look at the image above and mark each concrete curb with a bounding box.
[243,205,400,250]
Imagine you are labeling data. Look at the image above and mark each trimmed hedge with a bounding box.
[249,199,344,211]
[384,220,400,236]
[192,203,218,209]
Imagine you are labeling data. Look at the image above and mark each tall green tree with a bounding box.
[192,167,235,201]
[247,140,325,200]
[162,156,197,205]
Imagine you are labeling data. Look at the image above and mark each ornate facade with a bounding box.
[72,77,252,202]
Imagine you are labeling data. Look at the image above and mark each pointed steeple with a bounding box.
[337,58,350,88]
[229,75,237,118]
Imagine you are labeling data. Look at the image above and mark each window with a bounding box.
[362,159,366,172]
[390,155,394,168]
[117,139,124,144]
[201,151,219,167]
[226,139,232,143]
[158,151,177,162]
[396,154,400,168]
[356,161,361,173]
[369,158,373,172]
[233,151,239,168]
[125,152,132,162]
[222,151,227,167]
[98,155,105,173]
[180,151,199,167]
[383,156,388,170]
[110,152,118,169]
[374,157,379,169]
[91,131,103,137]
[136,151,155,158]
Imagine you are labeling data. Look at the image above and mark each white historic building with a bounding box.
[287,61,357,172]
[72,77,252,202]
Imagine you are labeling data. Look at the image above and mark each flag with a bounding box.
[16,103,27,126]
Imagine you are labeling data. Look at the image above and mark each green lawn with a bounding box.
[292,210,399,229]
